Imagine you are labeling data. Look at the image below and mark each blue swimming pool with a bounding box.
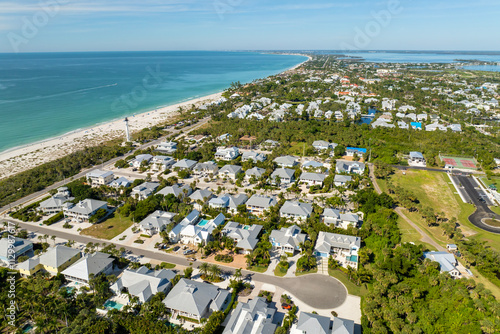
[104,300,124,311]
[22,324,33,333]
[197,219,209,227]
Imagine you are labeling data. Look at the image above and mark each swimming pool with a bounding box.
[104,300,124,311]
[197,219,209,227]
[243,226,250,230]
[22,324,33,333]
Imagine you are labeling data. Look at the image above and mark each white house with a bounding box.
[334,174,352,187]
[63,199,108,222]
[178,214,225,245]
[241,151,267,163]
[131,182,159,200]
[150,156,175,172]
[172,159,197,170]
[336,160,365,175]
[279,201,313,222]
[270,168,295,185]
[86,170,114,187]
[139,211,176,236]
[215,147,240,161]
[62,252,113,285]
[423,251,461,278]
[129,154,153,168]
[156,141,177,155]
[270,225,307,254]
[221,222,263,254]
[157,184,192,198]
[408,151,426,167]
[312,140,337,151]
[193,162,219,176]
[38,187,74,214]
[245,167,266,181]
[219,165,243,180]
[323,211,360,229]
[189,189,214,210]
[246,194,277,216]
[299,172,326,186]
[315,232,361,269]
[168,210,200,243]
[273,155,298,168]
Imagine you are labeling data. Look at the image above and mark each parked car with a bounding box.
[188,257,196,262]
[172,246,180,252]
[281,303,292,310]
[183,249,195,255]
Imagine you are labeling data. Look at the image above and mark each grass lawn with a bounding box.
[80,211,133,240]
[159,262,176,269]
[295,267,318,276]
[490,206,500,215]
[396,216,437,251]
[247,265,268,273]
[328,268,368,297]
[274,265,288,277]
[480,176,500,191]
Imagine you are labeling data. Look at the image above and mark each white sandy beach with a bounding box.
[0,92,222,180]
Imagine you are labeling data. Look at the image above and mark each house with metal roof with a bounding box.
[246,194,277,216]
[215,147,240,161]
[111,266,176,303]
[173,159,197,170]
[19,245,81,276]
[131,182,159,200]
[168,210,200,243]
[241,151,267,163]
[323,208,341,226]
[139,210,176,236]
[219,165,243,180]
[273,155,298,168]
[86,169,114,187]
[0,237,33,264]
[150,156,175,172]
[62,252,114,285]
[280,201,313,222]
[163,278,231,321]
[345,147,367,157]
[39,187,74,214]
[129,154,153,168]
[408,151,426,167]
[193,161,219,176]
[291,312,331,334]
[189,189,214,210]
[110,177,131,189]
[223,297,278,334]
[209,193,248,214]
[63,199,108,222]
[335,160,365,175]
[299,172,326,186]
[270,168,295,185]
[270,225,307,254]
[221,222,262,254]
[315,232,361,269]
[334,174,352,187]
[157,184,192,198]
[245,167,266,181]
[176,213,225,245]
[423,251,461,278]
[156,141,177,154]
[312,140,338,151]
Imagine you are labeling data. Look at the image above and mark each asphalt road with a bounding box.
[392,165,473,175]
[0,117,210,215]
[7,219,347,309]
[454,175,500,234]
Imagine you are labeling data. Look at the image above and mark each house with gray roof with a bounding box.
[129,154,153,168]
[139,210,176,236]
[334,175,352,187]
[150,156,175,172]
[110,177,131,189]
[280,201,313,222]
[62,252,113,285]
[274,155,298,168]
[302,160,325,171]
[111,266,176,303]
[168,210,200,243]
[178,213,225,245]
[241,151,267,163]
[246,194,277,216]
[0,237,33,264]
[219,165,243,180]
[291,312,354,334]
[260,140,279,149]
[156,141,177,154]
[157,184,192,198]
[299,172,326,186]
[223,297,277,334]
[193,161,219,176]
[163,278,231,321]
[208,193,248,214]
[270,168,295,185]
[408,151,426,167]
[63,199,108,222]
[131,182,159,200]
[39,187,74,214]
[221,222,263,254]
[245,167,266,181]
[215,147,240,161]
[312,140,338,151]
[86,169,114,187]
[19,245,82,276]
[190,189,214,210]
[335,160,365,175]
[270,225,307,254]
[323,208,341,226]
[423,251,461,278]
[315,232,361,269]
[173,159,197,170]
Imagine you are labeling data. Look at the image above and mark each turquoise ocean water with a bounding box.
[0,51,307,153]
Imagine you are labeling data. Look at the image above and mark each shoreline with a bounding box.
[0,54,310,180]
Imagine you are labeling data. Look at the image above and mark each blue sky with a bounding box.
[1,0,499,52]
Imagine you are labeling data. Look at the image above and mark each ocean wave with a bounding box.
[0,83,118,104]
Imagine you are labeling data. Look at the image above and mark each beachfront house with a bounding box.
[423,251,461,278]
[150,156,175,172]
[270,225,307,255]
[218,165,243,180]
[273,155,298,168]
[315,232,361,269]
[299,172,326,186]
[215,147,240,161]
[246,194,277,216]
[221,222,262,254]
[335,160,366,175]
[241,151,267,163]
[62,252,114,285]
[129,154,153,168]
[38,187,74,214]
[270,168,295,185]
[63,199,108,223]
[18,245,81,277]
[139,210,176,236]
[131,182,159,200]
[0,237,33,264]
[156,141,177,155]
[334,174,352,187]
[111,266,176,304]
[408,151,426,167]
[162,279,231,322]
[223,297,278,334]
[86,170,114,187]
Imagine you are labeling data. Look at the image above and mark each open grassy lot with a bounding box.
[328,268,368,297]
[396,216,437,251]
[80,211,133,240]
[480,176,500,191]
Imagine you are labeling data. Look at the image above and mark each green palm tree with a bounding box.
[209,264,221,280]
[199,262,210,278]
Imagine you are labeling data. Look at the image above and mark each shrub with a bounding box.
[45,212,64,225]
[215,254,234,263]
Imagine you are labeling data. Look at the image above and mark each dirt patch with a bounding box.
[204,249,248,269]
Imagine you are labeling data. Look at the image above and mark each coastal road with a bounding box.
[6,219,348,309]
[453,175,500,234]
[0,117,211,215]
